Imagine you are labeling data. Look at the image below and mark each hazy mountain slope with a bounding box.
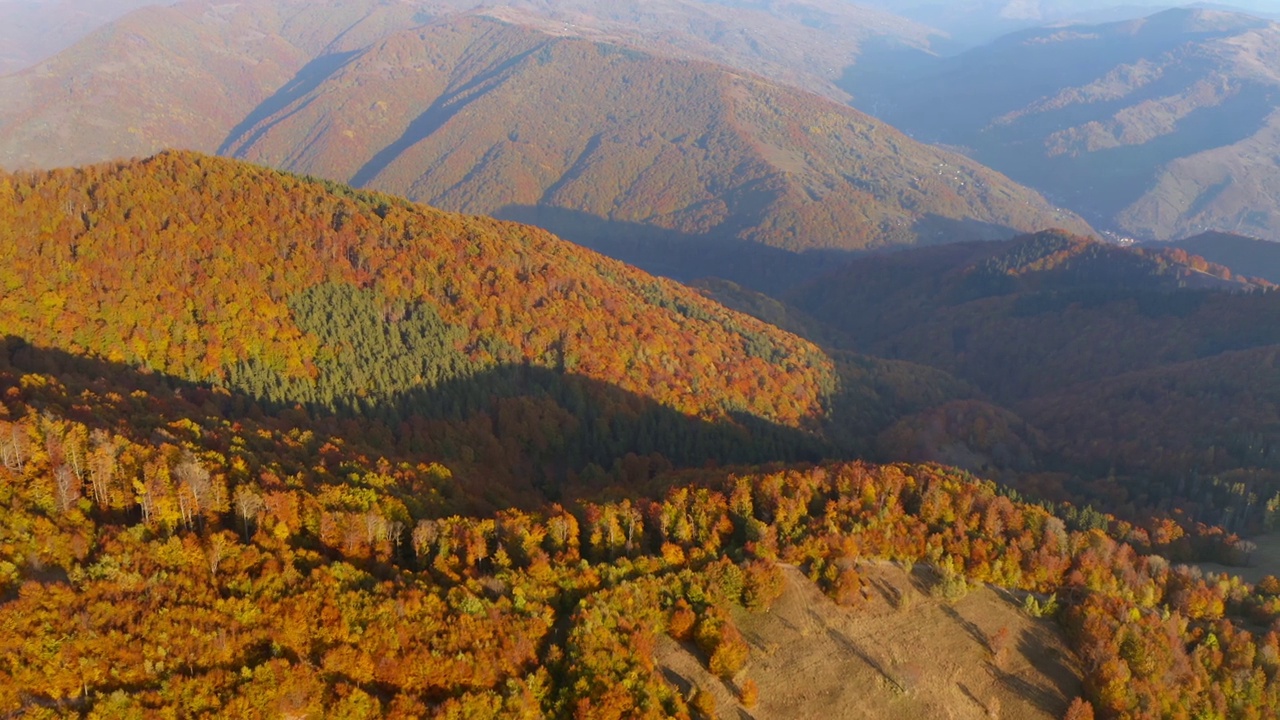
[785,230,1280,519]
[0,0,171,76]
[788,230,1271,397]
[1166,230,1280,283]
[225,15,1089,282]
[458,0,943,103]
[0,0,944,171]
[848,8,1280,243]
[0,0,422,169]
[853,0,1280,46]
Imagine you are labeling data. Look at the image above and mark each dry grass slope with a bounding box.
[658,563,1081,719]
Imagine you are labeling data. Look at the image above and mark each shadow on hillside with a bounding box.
[836,39,941,120]
[218,50,362,156]
[349,43,546,188]
[0,335,836,511]
[911,213,1035,246]
[495,203,852,295]
[494,205,1033,296]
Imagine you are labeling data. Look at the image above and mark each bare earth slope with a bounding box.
[657,563,1082,719]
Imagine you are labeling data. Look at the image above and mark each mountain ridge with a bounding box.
[222,14,1091,283]
[846,7,1280,244]
[1,1,1089,291]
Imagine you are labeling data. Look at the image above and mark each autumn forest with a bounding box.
[5,2,1280,718]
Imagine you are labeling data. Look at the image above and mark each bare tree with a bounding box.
[1,422,28,472]
[65,437,85,484]
[412,519,438,561]
[232,486,265,540]
[88,430,117,508]
[175,451,212,531]
[364,511,389,546]
[53,464,80,513]
[387,520,406,558]
[1237,539,1259,566]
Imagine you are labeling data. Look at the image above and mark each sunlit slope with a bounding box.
[0,0,423,169]
[0,150,836,430]
[226,16,1090,262]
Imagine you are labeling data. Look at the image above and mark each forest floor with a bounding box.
[657,562,1082,719]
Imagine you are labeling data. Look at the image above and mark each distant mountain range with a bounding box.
[223,16,1088,282]
[854,1,1280,46]
[847,7,1280,244]
[0,0,170,76]
[0,2,1088,289]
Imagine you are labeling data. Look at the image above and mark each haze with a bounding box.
[4,0,1280,78]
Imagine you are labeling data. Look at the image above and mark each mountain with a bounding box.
[846,8,1280,243]
[852,0,1280,47]
[0,150,857,503]
[0,161,1276,720]
[449,0,944,102]
[0,0,170,76]
[1165,230,1280,283]
[787,230,1272,398]
[220,15,1089,286]
[0,0,426,169]
[0,0,943,167]
[770,230,1280,526]
[0,2,1088,289]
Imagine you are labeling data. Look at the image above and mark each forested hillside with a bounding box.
[0,0,942,167]
[1166,232,1280,284]
[2,348,1277,717]
[0,0,1095,291]
[0,86,1277,720]
[221,15,1088,286]
[0,151,865,504]
[713,230,1280,530]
